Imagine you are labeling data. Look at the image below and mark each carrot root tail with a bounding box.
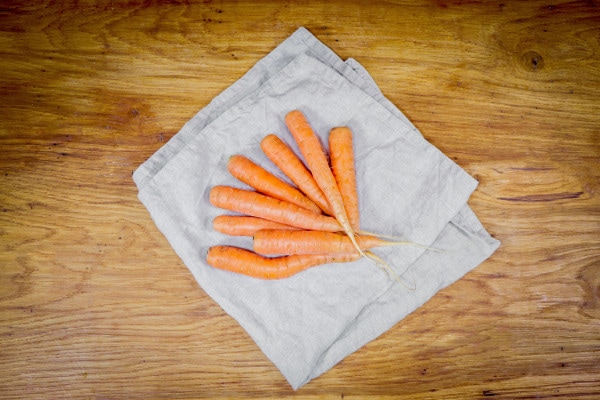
[356,230,443,253]
[365,251,416,291]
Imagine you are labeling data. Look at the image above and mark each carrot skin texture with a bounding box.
[206,245,360,279]
[253,229,388,255]
[227,154,322,214]
[209,185,342,232]
[213,215,299,236]
[284,110,363,255]
[329,127,360,230]
[260,134,333,215]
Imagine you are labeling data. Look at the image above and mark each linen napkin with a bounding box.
[133,27,500,389]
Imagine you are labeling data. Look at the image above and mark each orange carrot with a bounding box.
[227,154,322,214]
[213,215,299,236]
[260,134,333,215]
[209,185,342,232]
[206,245,360,279]
[329,126,360,230]
[284,110,364,256]
[253,229,417,255]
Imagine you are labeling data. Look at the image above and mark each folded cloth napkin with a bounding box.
[133,27,500,389]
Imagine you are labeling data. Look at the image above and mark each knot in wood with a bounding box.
[519,50,545,72]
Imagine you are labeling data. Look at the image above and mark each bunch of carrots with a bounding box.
[207,110,417,280]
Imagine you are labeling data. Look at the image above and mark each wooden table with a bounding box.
[2,1,599,398]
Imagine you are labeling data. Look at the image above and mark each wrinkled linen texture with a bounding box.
[133,27,500,389]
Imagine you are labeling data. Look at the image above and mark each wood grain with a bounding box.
[1,1,599,398]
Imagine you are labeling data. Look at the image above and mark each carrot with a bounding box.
[213,215,299,236]
[209,185,342,232]
[227,154,322,214]
[206,245,360,279]
[284,110,364,256]
[253,229,421,255]
[260,134,333,215]
[329,126,360,230]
